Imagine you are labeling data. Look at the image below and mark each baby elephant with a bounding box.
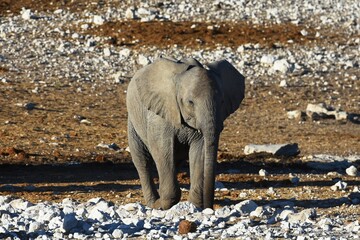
[127,57,245,210]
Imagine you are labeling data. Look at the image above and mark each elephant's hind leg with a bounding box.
[128,120,159,207]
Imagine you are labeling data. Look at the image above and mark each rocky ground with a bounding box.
[0,0,359,239]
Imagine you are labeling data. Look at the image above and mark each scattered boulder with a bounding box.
[346,165,358,176]
[244,143,300,157]
[306,103,347,121]
[93,15,105,25]
[270,59,294,74]
[138,54,151,66]
[287,110,306,120]
[234,200,258,215]
[286,209,317,224]
[331,181,348,191]
[259,169,269,177]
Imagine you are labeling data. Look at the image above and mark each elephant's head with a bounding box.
[133,57,245,208]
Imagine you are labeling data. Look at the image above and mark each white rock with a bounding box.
[203,208,214,215]
[346,165,358,176]
[279,80,288,87]
[112,229,123,238]
[166,201,199,219]
[259,169,268,177]
[267,187,275,195]
[335,111,348,121]
[278,209,295,220]
[287,208,316,224]
[287,110,303,120]
[81,24,89,30]
[21,8,34,20]
[125,8,136,19]
[0,226,7,233]
[88,209,105,222]
[119,48,131,58]
[234,200,258,215]
[306,103,348,121]
[10,199,33,211]
[93,15,105,25]
[103,48,111,57]
[260,55,276,66]
[244,143,299,156]
[215,205,232,218]
[331,180,348,191]
[138,55,150,66]
[270,59,294,74]
[300,29,308,36]
[28,221,42,233]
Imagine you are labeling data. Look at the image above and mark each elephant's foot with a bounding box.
[188,195,203,209]
[151,198,180,210]
[152,199,163,209]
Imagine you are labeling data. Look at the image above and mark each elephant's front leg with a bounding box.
[128,120,159,207]
[147,126,181,210]
[188,140,205,208]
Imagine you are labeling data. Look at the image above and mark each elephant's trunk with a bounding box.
[201,103,220,209]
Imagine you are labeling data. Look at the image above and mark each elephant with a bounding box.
[126,56,245,210]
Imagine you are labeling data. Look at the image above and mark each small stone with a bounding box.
[103,48,111,57]
[80,119,91,125]
[138,55,150,66]
[259,169,268,177]
[93,15,105,25]
[287,110,304,120]
[331,181,348,191]
[346,166,358,176]
[10,198,33,211]
[300,29,308,36]
[81,24,89,30]
[24,102,37,110]
[178,220,197,234]
[335,111,348,121]
[267,187,275,195]
[260,55,276,66]
[21,8,34,20]
[28,221,42,233]
[119,48,131,58]
[125,8,136,19]
[287,208,316,224]
[234,200,258,214]
[202,208,214,215]
[279,80,288,87]
[112,229,123,238]
[270,59,294,74]
[244,143,300,156]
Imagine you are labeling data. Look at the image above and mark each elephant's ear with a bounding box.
[133,58,189,128]
[207,60,245,120]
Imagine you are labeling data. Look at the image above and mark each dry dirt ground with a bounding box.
[0,0,359,220]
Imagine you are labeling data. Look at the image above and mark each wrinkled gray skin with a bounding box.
[127,57,245,210]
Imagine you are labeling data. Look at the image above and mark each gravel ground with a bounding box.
[0,0,359,239]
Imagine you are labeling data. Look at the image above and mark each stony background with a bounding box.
[0,0,359,239]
